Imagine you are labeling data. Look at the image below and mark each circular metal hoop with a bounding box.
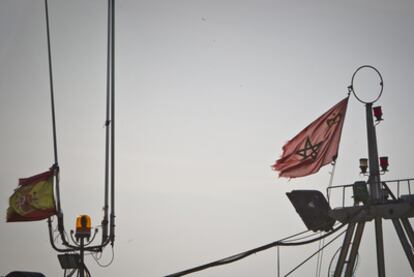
[350,65,383,104]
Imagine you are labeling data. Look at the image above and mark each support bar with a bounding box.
[334,222,356,277]
[345,222,365,277]
[374,218,386,277]
[392,219,414,272]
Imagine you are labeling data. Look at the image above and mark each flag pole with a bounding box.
[365,101,386,276]
[44,0,69,242]
[101,0,112,246]
[44,0,60,211]
[109,0,116,247]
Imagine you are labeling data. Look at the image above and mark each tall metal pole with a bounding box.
[277,246,280,277]
[365,102,386,277]
[102,0,112,245]
[79,237,85,277]
[333,222,356,277]
[392,219,414,271]
[344,222,365,277]
[108,0,116,246]
[44,0,61,212]
[365,103,383,202]
[350,65,386,277]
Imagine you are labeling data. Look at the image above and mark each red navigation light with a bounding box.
[380,156,389,172]
[359,158,368,174]
[373,106,383,122]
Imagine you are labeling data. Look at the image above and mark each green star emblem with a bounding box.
[326,113,342,127]
[296,137,323,161]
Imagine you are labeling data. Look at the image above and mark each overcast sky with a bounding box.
[1,0,414,276]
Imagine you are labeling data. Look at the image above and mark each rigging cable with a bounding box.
[165,222,347,277]
[282,223,341,243]
[315,161,338,277]
[284,229,346,277]
[91,244,115,267]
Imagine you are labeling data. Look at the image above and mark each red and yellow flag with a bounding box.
[272,97,349,178]
[7,170,57,222]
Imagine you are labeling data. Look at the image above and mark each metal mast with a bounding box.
[331,65,414,277]
[353,65,386,276]
[44,0,116,275]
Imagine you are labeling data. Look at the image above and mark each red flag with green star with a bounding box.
[272,97,349,178]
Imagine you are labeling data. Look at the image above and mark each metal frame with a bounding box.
[332,66,414,277]
[43,0,117,276]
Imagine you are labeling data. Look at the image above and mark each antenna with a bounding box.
[44,0,117,276]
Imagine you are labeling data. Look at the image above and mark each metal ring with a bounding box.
[350,65,383,104]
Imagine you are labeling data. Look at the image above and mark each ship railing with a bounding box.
[326,178,414,208]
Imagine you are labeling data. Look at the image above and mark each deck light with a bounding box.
[380,156,389,172]
[373,106,383,122]
[359,158,368,174]
[286,190,335,232]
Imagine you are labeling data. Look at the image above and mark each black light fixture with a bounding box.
[373,106,383,122]
[286,190,335,232]
[57,254,81,269]
[359,158,368,174]
[380,156,389,172]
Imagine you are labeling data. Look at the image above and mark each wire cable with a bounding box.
[165,223,347,277]
[315,235,324,277]
[282,223,341,244]
[91,245,115,267]
[315,162,338,277]
[284,229,346,277]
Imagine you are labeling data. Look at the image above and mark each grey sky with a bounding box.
[1,0,414,276]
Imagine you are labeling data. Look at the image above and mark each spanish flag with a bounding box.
[7,169,57,222]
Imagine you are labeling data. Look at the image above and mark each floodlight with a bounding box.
[286,190,335,232]
[359,158,368,174]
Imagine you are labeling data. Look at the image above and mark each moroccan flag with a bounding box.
[272,97,349,178]
[7,169,57,222]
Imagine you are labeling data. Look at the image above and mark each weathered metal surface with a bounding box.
[329,201,414,223]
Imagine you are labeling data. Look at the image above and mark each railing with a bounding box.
[327,178,414,208]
